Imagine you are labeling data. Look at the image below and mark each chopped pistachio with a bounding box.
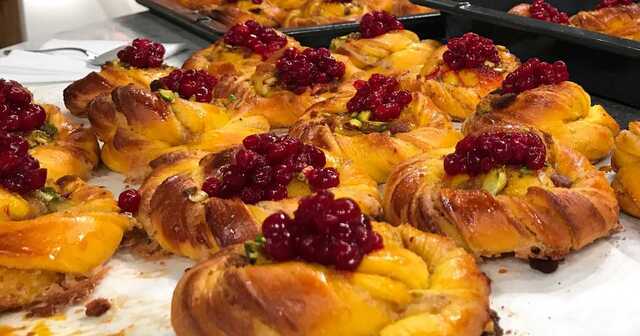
[357,111,371,122]
[158,89,176,102]
[245,235,267,264]
[228,94,238,102]
[40,123,58,138]
[27,130,53,148]
[482,168,507,195]
[348,119,363,128]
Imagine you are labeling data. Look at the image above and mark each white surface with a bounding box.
[0,85,637,335]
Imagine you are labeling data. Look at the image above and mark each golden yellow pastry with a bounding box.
[172,222,492,336]
[0,176,131,314]
[612,121,640,217]
[464,81,620,162]
[290,72,460,183]
[185,0,286,27]
[571,3,640,41]
[384,126,620,262]
[416,34,519,120]
[87,84,270,181]
[281,0,368,27]
[136,137,382,260]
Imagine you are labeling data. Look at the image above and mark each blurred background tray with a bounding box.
[412,0,640,109]
[136,0,445,46]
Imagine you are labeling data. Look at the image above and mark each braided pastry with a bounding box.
[64,61,174,117]
[612,121,640,217]
[281,0,368,27]
[331,29,441,75]
[464,81,620,161]
[0,176,131,313]
[571,3,640,41]
[137,145,381,260]
[172,222,491,336]
[87,84,270,180]
[185,0,285,27]
[384,127,620,262]
[416,42,519,121]
[290,74,460,183]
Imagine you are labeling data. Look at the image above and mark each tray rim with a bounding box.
[412,0,640,59]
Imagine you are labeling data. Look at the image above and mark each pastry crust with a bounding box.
[612,121,640,218]
[464,81,620,162]
[570,4,640,41]
[171,223,491,336]
[0,176,132,313]
[290,78,460,183]
[384,126,620,260]
[416,44,520,121]
[64,61,174,117]
[87,84,270,180]
[137,147,382,260]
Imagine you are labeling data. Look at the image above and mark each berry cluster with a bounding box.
[117,38,165,68]
[0,80,46,133]
[597,0,634,9]
[530,0,569,24]
[359,11,404,38]
[443,33,501,71]
[202,134,339,204]
[224,20,287,60]
[0,132,46,194]
[151,69,218,103]
[118,189,141,214]
[262,191,383,270]
[276,48,346,94]
[346,74,413,121]
[444,131,546,176]
[501,58,569,94]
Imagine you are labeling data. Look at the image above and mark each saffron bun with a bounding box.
[290,77,460,183]
[464,81,620,162]
[171,222,492,336]
[87,84,270,181]
[136,147,382,260]
[416,44,520,121]
[612,121,640,218]
[0,176,131,314]
[384,126,620,261]
[570,3,640,41]
[63,61,174,117]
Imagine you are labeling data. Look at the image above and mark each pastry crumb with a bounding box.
[85,298,111,317]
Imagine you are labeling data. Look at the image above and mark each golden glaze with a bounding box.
[571,4,640,41]
[612,121,640,217]
[172,223,490,336]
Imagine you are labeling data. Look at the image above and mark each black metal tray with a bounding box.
[411,0,640,109]
[136,0,445,46]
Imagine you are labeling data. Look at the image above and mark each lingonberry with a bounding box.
[0,80,47,133]
[117,38,165,68]
[501,58,569,94]
[359,11,404,38]
[151,69,217,103]
[443,33,501,70]
[118,189,141,214]
[276,48,345,94]
[261,191,383,270]
[597,0,634,9]
[529,0,569,24]
[346,74,413,121]
[444,131,547,176]
[224,20,287,59]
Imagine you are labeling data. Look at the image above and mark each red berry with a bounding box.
[202,176,222,196]
[501,58,569,94]
[443,33,501,70]
[597,0,633,9]
[346,74,412,121]
[529,0,569,24]
[153,69,217,103]
[359,11,404,39]
[276,48,345,94]
[224,20,287,60]
[118,189,141,213]
[306,167,340,190]
[117,38,165,68]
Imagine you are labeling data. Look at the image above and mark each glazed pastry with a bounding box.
[508,0,570,24]
[281,0,368,27]
[64,38,174,117]
[330,12,441,75]
[464,59,619,162]
[612,121,640,217]
[183,0,285,27]
[384,126,620,264]
[570,2,640,41]
[134,134,382,260]
[87,78,270,180]
[0,173,131,315]
[291,73,460,183]
[0,80,99,182]
[186,21,358,127]
[172,192,492,336]
[417,33,520,120]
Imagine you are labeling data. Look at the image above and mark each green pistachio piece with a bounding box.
[357,110,371,122]
[40,123,58,138]
[482,168,507,195]
[158,89,176,102]
[245,235,267,264]
[348,119,363,128]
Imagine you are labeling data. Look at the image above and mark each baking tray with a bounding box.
[136,0,445,46]
[411,0,640,109]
